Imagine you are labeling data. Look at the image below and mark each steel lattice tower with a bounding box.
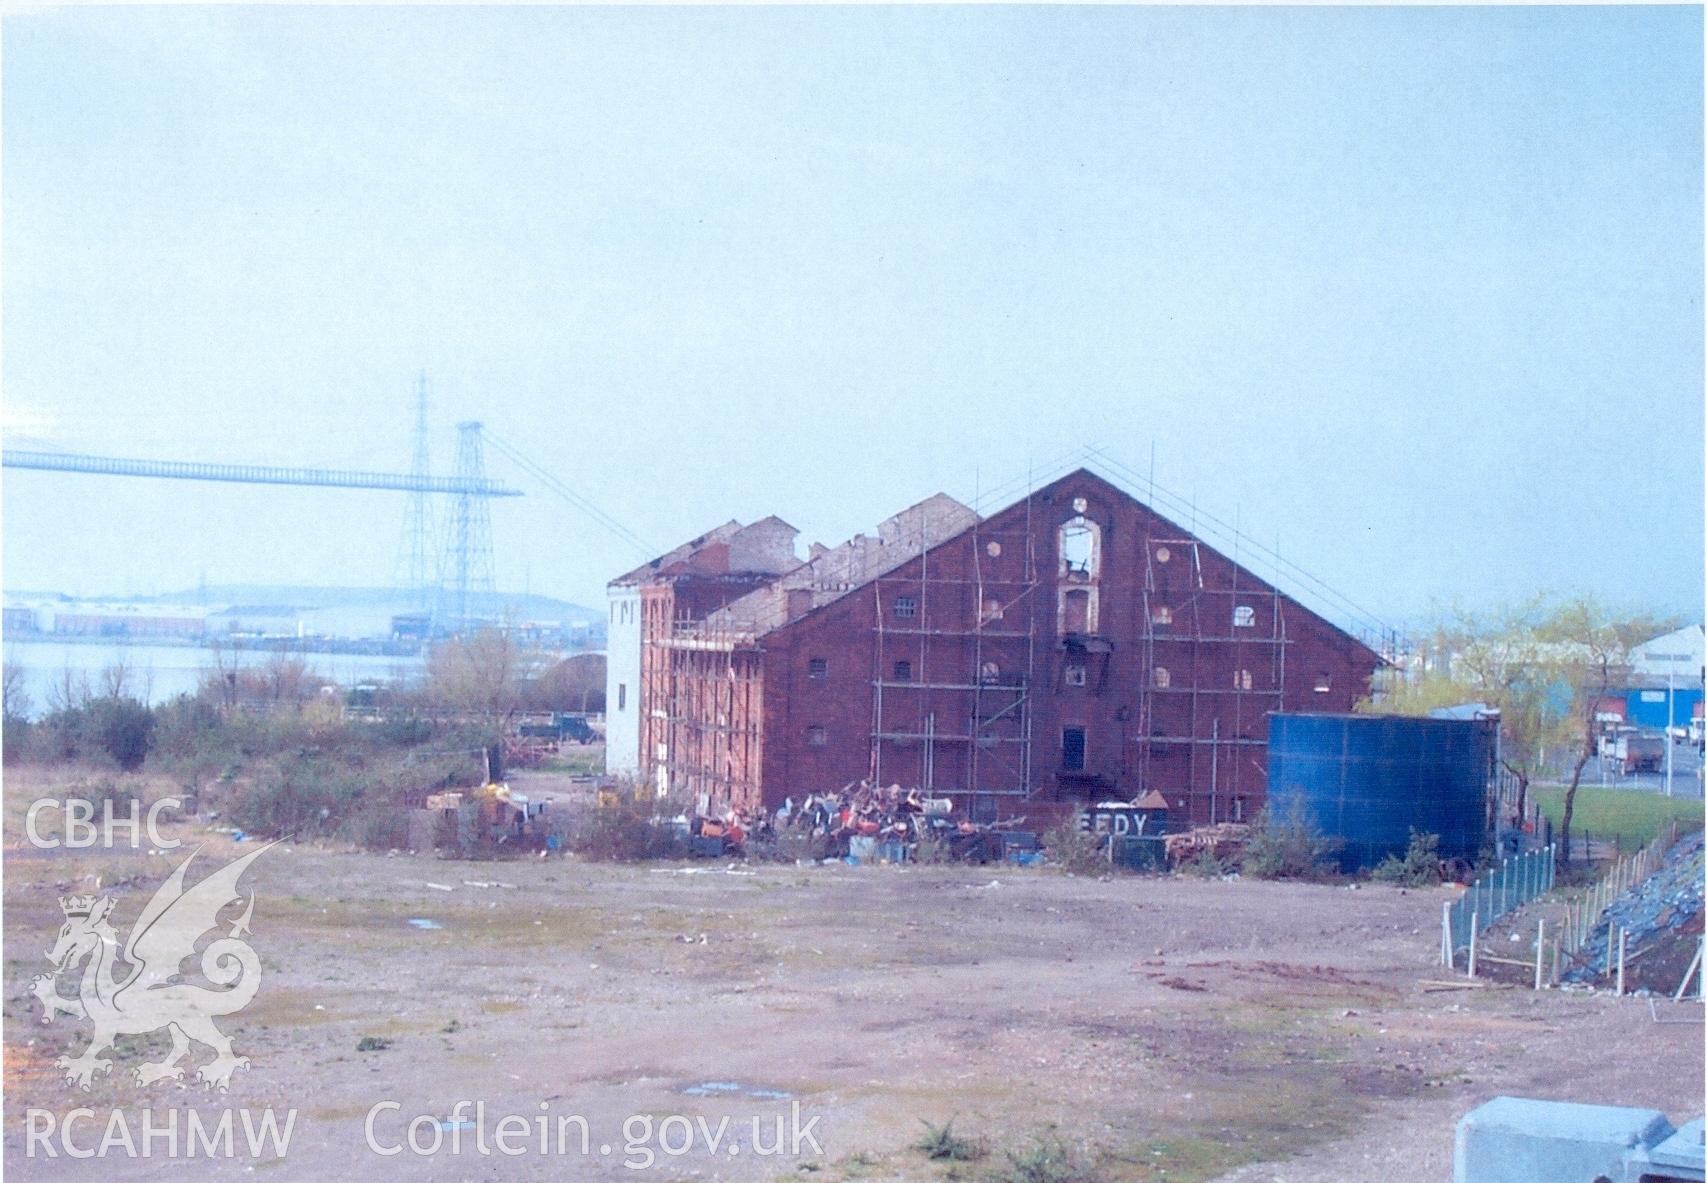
[444,421,496,630]
[395,372,437,608]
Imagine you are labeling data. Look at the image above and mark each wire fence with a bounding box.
[1440,819,1688,992]
[1441,845,1556,968]
[1555,819,1681,981]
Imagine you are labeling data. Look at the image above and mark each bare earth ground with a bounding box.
[3,781,1701,1182]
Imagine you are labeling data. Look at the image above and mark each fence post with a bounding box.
[1441,900,1454,968]
[1535,918,1547,990]
[1615,928,1627,997]
[1468,911,1479,979]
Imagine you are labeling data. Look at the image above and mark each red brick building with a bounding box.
[634,469,1384,823]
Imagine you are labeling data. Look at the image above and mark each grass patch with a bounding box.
[997,1132,1096,1183]
[1533,786,1704,849]
[915,1118,982,1162]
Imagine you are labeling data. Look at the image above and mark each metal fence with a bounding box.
[1441,845,1556,968]
[1556,819,1681,980]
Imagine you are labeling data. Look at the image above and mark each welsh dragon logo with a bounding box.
[31,843,273,1091]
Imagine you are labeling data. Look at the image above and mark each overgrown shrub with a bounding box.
[29,696,156,770]
[227,761,364,839]
[562,785,691,861]
[1186,848,1230,878]
[915,1119,981,1162]
[997,1133,1099,1183]
[744,830,825,864]
[3,713,31,764]
[346,806,416,852]
[1238,801,1344,881]
[86,697,155,770]
[1043,814,1109,875]
[70,775,140,811]
[1370,828,1442,887]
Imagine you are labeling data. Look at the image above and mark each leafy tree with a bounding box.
[1539,599,1675,863]
[86,696,156,771]
[1370,596,1676,864]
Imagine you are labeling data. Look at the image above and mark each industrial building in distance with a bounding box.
[607,468,1385,823]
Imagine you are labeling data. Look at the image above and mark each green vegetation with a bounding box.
[1043,815,1111,876]
[996,1133,1098,1183]
[1370,829,1442,886]
[1239,802,1344,881]
[354,1035,392,1052]
[1533,785,1704,850]
[0,628,611,850]
[914,1119,982,1163]
[1363,595,1680,864]
[559,783,691,861]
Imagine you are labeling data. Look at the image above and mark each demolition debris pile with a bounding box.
[772,781,1037,864]
[1563,828,1705,995]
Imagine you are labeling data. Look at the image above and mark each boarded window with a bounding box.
[1061,727,1087,771]
[1314,672,1332,693]
[893,660,912,682]
[1062,588,1092,633]
[1233,605,1256,628]
[893,596,917,619]
[1154,666,1171,689]
[1151,605,1172,625]
[1234,668,1253,691]
[1065,664,1087,687]
[807,725,828,746]
[808,657,828,680]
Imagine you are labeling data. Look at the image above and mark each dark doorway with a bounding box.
[1062,726,1087,772]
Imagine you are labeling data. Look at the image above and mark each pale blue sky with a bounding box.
[3,5,1701,627]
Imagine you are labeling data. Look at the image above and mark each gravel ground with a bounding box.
[4,803,1700,1182]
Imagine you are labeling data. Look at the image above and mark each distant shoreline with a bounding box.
[1,631,425,658]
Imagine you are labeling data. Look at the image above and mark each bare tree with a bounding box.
[46,664,90,714]
[2,660,30,722]
[426,627,542,730]
[99,656,133,700]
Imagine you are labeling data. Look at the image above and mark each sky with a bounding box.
[2,4,1702,633]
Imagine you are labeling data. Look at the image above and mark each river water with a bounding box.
[3,638,425,719]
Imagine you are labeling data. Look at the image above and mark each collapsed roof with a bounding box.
[700,493,979,638]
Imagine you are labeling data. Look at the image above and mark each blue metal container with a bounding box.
[1266,713,1494,872]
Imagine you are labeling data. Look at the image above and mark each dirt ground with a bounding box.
[3,782,1701,1182]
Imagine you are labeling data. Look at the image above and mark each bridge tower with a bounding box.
[443,421,496,630]
[395,372,438,610]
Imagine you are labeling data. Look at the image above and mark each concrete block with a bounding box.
[1455,1096,1671,1183]
[1627,1116,1705,1182]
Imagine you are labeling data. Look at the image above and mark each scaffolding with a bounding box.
[1136,537,1289,823]
[869,493,1040,821]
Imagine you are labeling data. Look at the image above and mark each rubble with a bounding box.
[1562,829,1705,995]
[1164,822,1251,865]
[776,780,1031,864]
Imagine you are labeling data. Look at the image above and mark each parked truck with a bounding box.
[516,712,597,745]
[1610,727,1666,774]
